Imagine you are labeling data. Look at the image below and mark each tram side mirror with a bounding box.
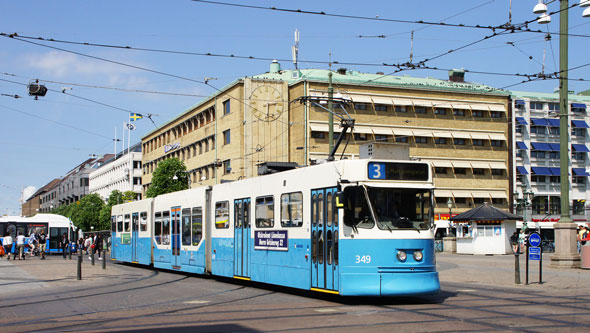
[335,191,347,210]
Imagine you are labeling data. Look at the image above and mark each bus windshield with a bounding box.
[343,186,432,231]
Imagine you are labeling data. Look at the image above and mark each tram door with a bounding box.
[311,187,339,291]
[171,207,181,267]
[234,198,251,278]
[131,213,139,262]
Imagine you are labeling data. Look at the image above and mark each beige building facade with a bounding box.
[141,63,512,218]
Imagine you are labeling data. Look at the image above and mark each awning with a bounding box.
[470,133,490,140]
[573,168,590,176]
[547,119,560,127]
[452,104,471,110]
[350,95,373,103]
[392,99,413,106]
[488,133,506,141]
[353,126,374,134]
[516,117,528,125]
[434,190,453,197]
[531,118,550,126]
[531,142,552,151]
[548,143,560,151]
[471,162,490,169]
[549,167,561,176]
[412,100,433,107]
[392,128,413,136]
[516,142,528,150]
[412,129,433,137]
[531,167,551,175]
[432,102,453,108]
[371,96,394,105]
[572,120,590,128]
[431,160,453,168]
[451,161,472,168]
[471,191,490,198]
[489,162,507,170]
[516,166,529,175]
[371,127,393,135]
[433,131,453,138]
[488,104,506,112]
[452,190,472,198]
[451,132,471,139]
[515,100,526,106]
[571,103,587,109]
[310,123,330,132]
[572,144,590,152]
[489,191,508,199]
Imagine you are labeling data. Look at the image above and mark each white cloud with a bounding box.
[21,186,36,202]
[24,51,134,78]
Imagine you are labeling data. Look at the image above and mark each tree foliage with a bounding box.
[145,158,189,198]
[70,193,106,231]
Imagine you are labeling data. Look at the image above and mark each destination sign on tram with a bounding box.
[368,162,429,181]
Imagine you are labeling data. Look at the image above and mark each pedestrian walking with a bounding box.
[15,231,25,260]
[28,232,37,257]
[60,232,69,259]
[3,233,13,260]
[95,234,103,260]
[84,235,92,255]
[38,230,47,259]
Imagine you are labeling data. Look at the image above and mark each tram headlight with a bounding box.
[396,250,407,262]
[413,250,423,261]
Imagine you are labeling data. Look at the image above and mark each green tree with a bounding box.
[98,190,123,230]
[122,190,136,202]
[145,158,189,198]
[52,203,74,219]
[70,193,106,231]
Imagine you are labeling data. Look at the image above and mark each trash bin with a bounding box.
[581,243,590,269]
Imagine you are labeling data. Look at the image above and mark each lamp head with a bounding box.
[533,2,548,14]
[537,13,551,24]
[446,197,453,209]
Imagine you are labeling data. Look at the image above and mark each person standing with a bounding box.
[28,232,37,257]
[38,230,47,260]
[60,233,69,259]
[3,233,13,260]
[15,231,25,260]
[95,234,104,260]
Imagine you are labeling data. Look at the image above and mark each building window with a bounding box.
[454,198,466,204]
[550,127,560,135]
[531,150,545,158]
[490,140,502,147]
[573,200,586,215]
[223,160,231,174]
[223,129,230,145]
[223,99,230,115]
[491,169,503,176]
[516,125,522,133]
[375,134,389,142]
[573,176,586,184]
[490,111,503,118]
[453,138,466,145]
[574,152,586,161]
[453,109,465,116]
[549,151,559,159]
[434,108,447,115]
[354,133,368,141]
[394,105,407,113]
[473,168,485,175]
[311,131,325,139]
[415,137,428,144]
[434,167,447,174]
[395,136,408,143]
[354,103,367,110]
[531,126,546,134]
[532,175,546,183]
[454,168,467,175]
[473,198,485,204]
[375,104,388,112]
[434,138,447,144]
[492,198,504,205]
[472,139,484,146]
[414,107,427,114]
[530,102,544,110]
[472,110,484,117]
[572,128,586,138]
[548,103,559,111]
[255,196,274,228]
[572,106,586,114]
[550,176,561,183]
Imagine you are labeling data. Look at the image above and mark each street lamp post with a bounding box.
[447,197,455,236]
[533,0,588,267]
[514,186,534,232]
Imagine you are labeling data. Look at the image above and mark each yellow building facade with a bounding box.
[141,63,512,217]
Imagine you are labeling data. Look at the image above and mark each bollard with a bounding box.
[102,252,106,270]
[91,252,95,266]
[69,245,72,260]
[514,251,521,284]
[77,255,82,280]
[80,246,83,262]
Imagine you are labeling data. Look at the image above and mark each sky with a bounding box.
[1,0,589,215]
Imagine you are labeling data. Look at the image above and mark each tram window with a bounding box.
[342,186,375,229]
[162,211,170,245]
[244,201,250,228]
[327,230,333,265]
[154,212,162,245]
[140,212,148,232]
[334,233,339,265]
[311,194,317,226]
[281,192,303,227]
[311,230,317,263]
[192,207,202,246]
[255,196,274,228]
[124,214,131,232]
[327,192,333,227]
[318,230,324,264]
[235,201,242,228]
[117,215,123,232]
[215,201,230,229]
[182,208,191,246]
[111,216,116,232]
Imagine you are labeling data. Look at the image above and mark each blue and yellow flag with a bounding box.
[130,113,143,121]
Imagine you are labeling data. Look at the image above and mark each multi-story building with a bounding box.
[89,143,143,201]
[142,61,512,219]
[23,178,60,216]
[511,91,590,227]
[39,155,114,212]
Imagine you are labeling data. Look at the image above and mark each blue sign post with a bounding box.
[526,232,543,285]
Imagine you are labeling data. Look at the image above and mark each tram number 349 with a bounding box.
[355,255,372,264]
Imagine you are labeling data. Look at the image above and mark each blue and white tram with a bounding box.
[0,214,74,254]
[111,159,440,296]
